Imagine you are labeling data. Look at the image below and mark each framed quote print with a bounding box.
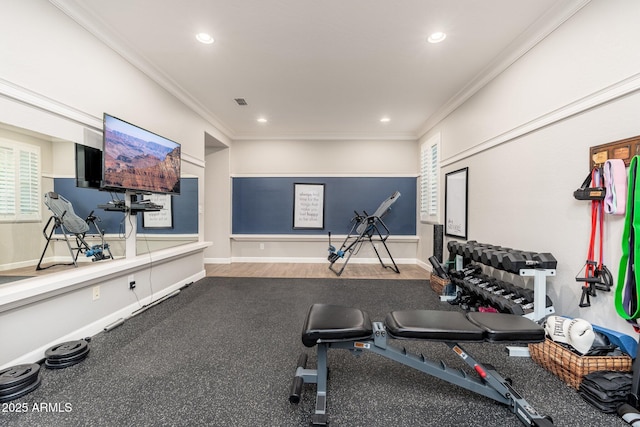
[293,183,325,229]
[444,167,468,239]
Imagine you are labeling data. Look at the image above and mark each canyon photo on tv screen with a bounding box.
[102,113,181,194]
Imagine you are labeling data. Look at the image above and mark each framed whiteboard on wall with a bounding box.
[293,183,325,229]
[142,193,173,229]
[444,167,468,239]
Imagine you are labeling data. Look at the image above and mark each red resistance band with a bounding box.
[578,167,613,308]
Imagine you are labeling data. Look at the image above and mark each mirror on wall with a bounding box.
[0,122,197,284]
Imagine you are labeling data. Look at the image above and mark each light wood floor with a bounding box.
[2,262,93,277]
[3,261,429,281]
[205,262,429,280]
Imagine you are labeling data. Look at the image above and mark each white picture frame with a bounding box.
[444,167,468,239]
[293,183,325,229]
[142,193,173,229]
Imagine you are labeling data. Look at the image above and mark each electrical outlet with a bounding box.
[129,281,136,290]
[259,243,265,250]
[92,285,100,300]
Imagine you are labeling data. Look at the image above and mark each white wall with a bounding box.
[421,0,640,335]
[204,145,232,262]
[230,139,418,175]
[227,138,420,264]
[0,0,216,368]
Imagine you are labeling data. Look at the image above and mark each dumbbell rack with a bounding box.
[519,268,555,322]
[448,241,556,322]
[451,257,555,322]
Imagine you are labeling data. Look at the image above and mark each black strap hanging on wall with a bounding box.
[573,169,606,201]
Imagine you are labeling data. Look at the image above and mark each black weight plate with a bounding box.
[0,377,41,403]
[45,349,89,368]
[45,348,89,369]
[45,359,83,369]
[0,364,40,391]
[46,347,89,364]
[45,340,89,360]
[0,372,39,397]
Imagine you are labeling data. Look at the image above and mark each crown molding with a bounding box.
[49,0,235,141]
[0,77,207,168]
[0,77,102,130]
[49,0,591,143]
[441,71,640,167]
[416,0,591,139]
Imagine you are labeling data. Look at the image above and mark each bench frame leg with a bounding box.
[291,322,552,426]
[290,345,329,426]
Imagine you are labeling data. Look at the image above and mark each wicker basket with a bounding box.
[429,274,451,295]
[529,338,632,389]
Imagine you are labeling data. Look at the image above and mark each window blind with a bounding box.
[0,141,40,221]
[420,134,440,223]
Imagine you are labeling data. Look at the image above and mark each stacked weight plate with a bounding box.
[45,339,90,369]
[0,364,42,402]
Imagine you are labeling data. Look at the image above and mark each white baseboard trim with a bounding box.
[0,259,42,272]
[0,269,205,371]
[204,257,232,264]
[417,258,432,273]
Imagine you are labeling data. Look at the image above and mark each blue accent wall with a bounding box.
[232,177,416,235]
[52,178,198,234]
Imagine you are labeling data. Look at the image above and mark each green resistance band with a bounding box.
[615,155,640,319]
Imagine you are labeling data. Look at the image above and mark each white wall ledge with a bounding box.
[230,234,419,243]
[0,241,211,313]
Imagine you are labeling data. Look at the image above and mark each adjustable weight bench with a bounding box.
[290,304,553,426]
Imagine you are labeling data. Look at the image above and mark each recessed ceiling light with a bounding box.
[427,32,446,44]
[196,32,214,44]
[380,117,390,123]
[257,117,268,123]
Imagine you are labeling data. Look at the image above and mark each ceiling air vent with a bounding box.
[234,98,248,106]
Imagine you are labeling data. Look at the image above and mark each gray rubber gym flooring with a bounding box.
[1,277,627,426]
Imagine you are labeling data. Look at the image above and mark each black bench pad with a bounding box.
[386,310,544,343]
[466,311,544,343]
[301,305,545,347]
[302,304,373,347]
[385,310,485,342]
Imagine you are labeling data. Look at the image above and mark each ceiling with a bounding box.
[51,0,586,141]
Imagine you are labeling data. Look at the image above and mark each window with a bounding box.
[0,140,41,222]
[420,133,440,223]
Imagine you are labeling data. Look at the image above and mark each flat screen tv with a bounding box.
[102,113,181,194]
[75,143,103,189]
